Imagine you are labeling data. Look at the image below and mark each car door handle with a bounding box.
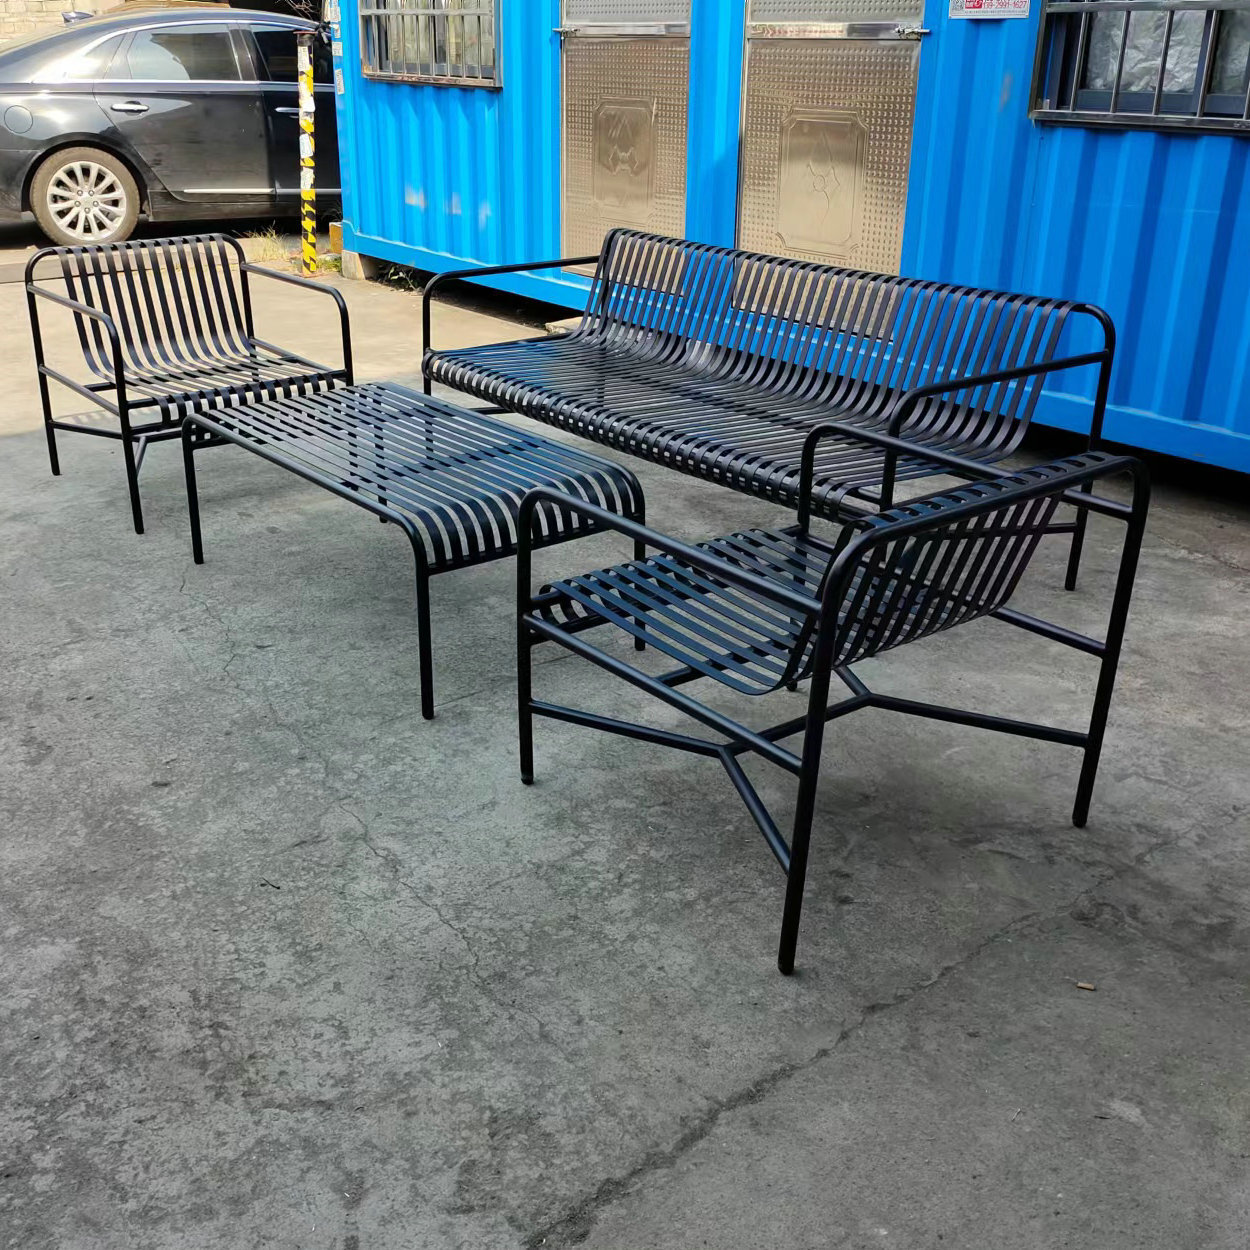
[110,100,149,114]
[274,106,301,114]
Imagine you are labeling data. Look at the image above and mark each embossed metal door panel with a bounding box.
[560,3,690,261]
[739,1,926,274]
[565,0,689,18]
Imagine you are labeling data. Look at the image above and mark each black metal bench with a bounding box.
[26,233,352,535]
[424,230,1115,590]
[180,381,644,719]
[517,432,1148,974]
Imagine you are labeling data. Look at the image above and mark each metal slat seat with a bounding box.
[431,334,958,510]
[517,449,1150,975]
[26,233,353,535]
[538,528,830,695]
[537,471,1070,695]
[118,353,335,413]
[181,381,645,718]
[424,229,1117,587]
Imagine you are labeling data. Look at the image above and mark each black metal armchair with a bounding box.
[517,438,1149,974]
[26,233,352,534]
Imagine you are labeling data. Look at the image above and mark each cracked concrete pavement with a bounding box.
[1,247,1248,1248]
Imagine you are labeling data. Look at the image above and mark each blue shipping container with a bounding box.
[330,1,1250,472]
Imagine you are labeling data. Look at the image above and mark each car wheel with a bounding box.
[31,147,140,246]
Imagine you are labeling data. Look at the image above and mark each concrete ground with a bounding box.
[1,226,1248,1249]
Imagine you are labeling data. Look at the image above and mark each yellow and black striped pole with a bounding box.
[296,29,317,276]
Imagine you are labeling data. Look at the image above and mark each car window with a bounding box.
[251,27,333,85]
[29,33,123,82]
[126,24,241,82]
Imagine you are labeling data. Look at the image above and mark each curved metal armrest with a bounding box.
[884,349,1112,438]
[797,418,996,527]
[421,254,599,372]
[517,486,822,620]
[27,282,120,339]
[26,282,128,409]
[240,263,353,384]
[797,412,1140,528]
[797,422,1142,529]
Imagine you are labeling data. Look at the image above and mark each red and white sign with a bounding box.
[949,0,1030,17]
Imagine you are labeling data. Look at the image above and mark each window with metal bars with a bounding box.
[1031,0,1250,133]
[360,0,498,86]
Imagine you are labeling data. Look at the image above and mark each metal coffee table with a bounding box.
[180,381,645,718]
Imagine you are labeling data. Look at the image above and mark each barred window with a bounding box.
[1031,0,1250,133]
[360,0,498,86]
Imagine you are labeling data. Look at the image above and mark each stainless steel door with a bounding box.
[559,1,691,261]
[738,0,928,274]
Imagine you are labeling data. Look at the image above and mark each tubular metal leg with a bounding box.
[1071,474,1147,824]
[777,666,833,976]
[38,376,60,476]
[518,619,535,784]
[1072,750,1100,830]
[1072,643,1119,826]
[1065,487,1091,591]
[415,565,435,721]
[122,432,144,535]
[181,424,204,564]
[775,715,825,975]
[776,768,818,976]
[633,535,647,652]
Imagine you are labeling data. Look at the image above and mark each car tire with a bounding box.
[31,146,141,247]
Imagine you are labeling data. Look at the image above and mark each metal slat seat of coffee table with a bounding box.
[179,381,645,719]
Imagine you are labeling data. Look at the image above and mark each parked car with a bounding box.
[0,7,339,245]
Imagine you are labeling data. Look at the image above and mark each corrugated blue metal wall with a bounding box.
[331,3,1250,471]
[333,0,582,305]
[333,0,745,302]
[904,13,1250,470]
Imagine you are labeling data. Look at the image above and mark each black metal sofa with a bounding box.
[424,229,1115,588]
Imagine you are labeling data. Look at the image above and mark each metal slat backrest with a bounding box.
[49,234,252,383]
[772,459,1109,688]
[576,230,1085,456]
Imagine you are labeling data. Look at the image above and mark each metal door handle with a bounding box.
[274,105,301,114]
[110,100,148,114]
[748,20,930,39]
[554,22,689,36]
